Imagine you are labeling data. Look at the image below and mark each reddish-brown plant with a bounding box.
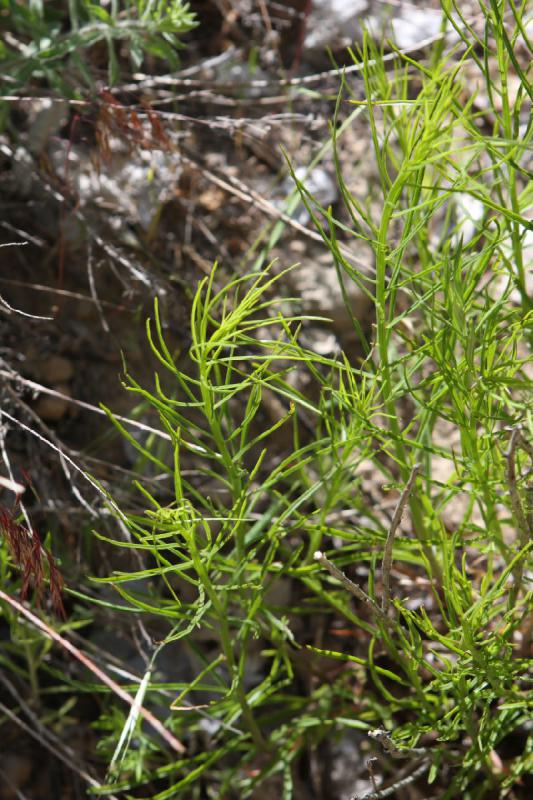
[0,505,66,619]
[95,89,171,161]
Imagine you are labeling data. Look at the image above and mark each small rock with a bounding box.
[27,98,68,155]
[286,253,372,340]
[41,355,74,384]
[301,325,339,356]
[277,166,338,226]
[388,7,444,50]
[0,753,32,799]
[304,0,368,55]
[34,383,71,422]
[198,187,226,212]
[305,1,451,58]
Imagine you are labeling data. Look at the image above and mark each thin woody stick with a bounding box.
[351,727,433,800]
[0,370,172,444]
[0,408,126,519]
[368,728,430,758]
[313,551,393,629]
[350,759,430,800]
[0,424,33,533]
[506,427,530,544]
[382,463,420,614]
[0,589,185,754]
[0,672,117,797]
[505,427,531,598]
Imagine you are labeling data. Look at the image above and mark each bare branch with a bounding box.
[368,728,430,759]
[505,426,532,597]
[314,551,393,629]
[0,408,125,520]
[0,672,117,797]
[0,277,127,309]
[0,290,53,320]
[382,463,420,614]
[0,589,186,754]
[0,424,32,532]
[0,369,172,444]
[127,31,449,91]
[0,475,25,494]
[350,759,430,800]
[86,241,110,332]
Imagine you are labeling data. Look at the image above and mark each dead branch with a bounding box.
[0,589,185,754]
[350,759,430,800]
[314,550,394,629]
[382,463,420,614]
[0,672,116,797]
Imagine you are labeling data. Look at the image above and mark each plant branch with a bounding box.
[0,589,185,754]
[382,463,420,614]
[350,759,430,800]
[314,551,394,630]
[506,425,532,597]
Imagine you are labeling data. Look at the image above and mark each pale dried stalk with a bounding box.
[505,426,532,597]
[0,423,32,532]
[0,407,125,519]
[0,370,172,444]
[0,475,25,494]
[382,463,420,614]
[0,292,53,320]
[0,672,116,797]
[314,551,393,629]
[0,589,185,754]
[86,240,110,332]
[350,759,430,800]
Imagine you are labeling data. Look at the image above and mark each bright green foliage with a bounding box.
[0,0,530,797]
[92,2,532,796]
[0,0,197,96]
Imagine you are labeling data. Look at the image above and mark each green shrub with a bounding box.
[0,0,197,98]
[2,0,530,797]
[96,8,532,787]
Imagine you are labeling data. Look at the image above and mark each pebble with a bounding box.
[41,355,74,384]
[0,754,32,799]
[34,383,72,422]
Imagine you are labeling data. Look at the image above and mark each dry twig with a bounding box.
[0,369,172,445]
[0,408,125,520]
[381,463,420,614]
[0,589,185,754]
[505,426,532,597]
[0,242,53,320]
[350,759,430,800]
[314,551,393,629]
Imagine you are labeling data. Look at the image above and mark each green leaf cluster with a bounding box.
[0,0,197,96]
